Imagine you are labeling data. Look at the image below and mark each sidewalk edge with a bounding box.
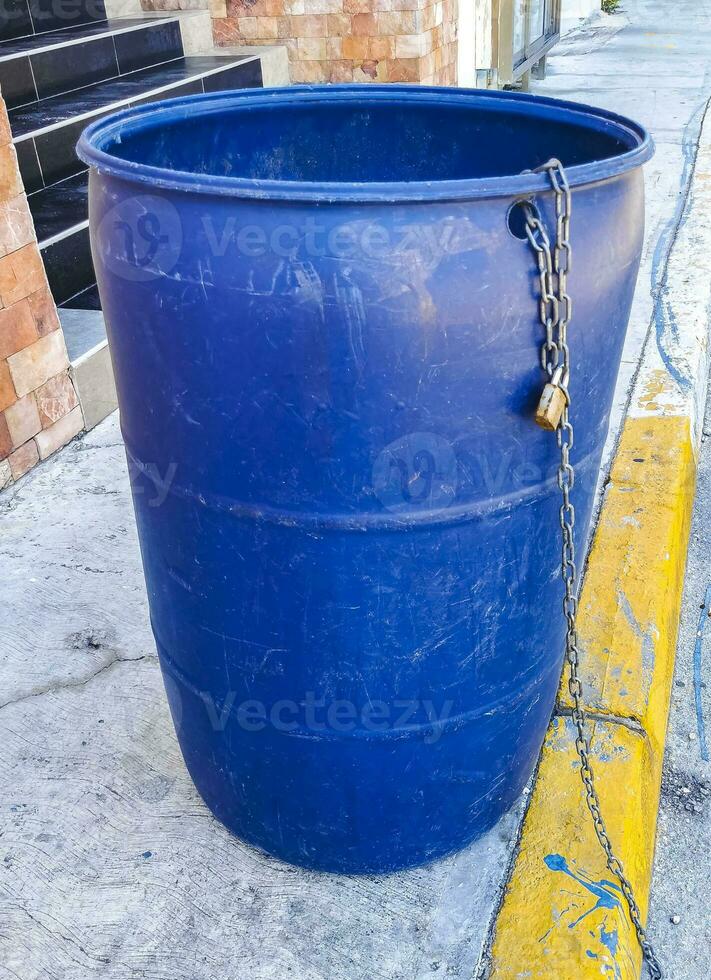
[484,100,711,979]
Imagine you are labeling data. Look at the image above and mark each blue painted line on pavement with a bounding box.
[651,93,711,392]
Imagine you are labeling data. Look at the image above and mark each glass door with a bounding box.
[512,0,560,73]
[471,0,562,89]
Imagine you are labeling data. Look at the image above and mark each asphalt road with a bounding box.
[647,386,711,977]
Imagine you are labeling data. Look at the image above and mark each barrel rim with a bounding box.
[76,84,654,203]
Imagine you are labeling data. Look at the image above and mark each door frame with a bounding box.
[469,0,561,88]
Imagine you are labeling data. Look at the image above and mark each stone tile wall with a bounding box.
[0,93,83,489]
[212,1,458,85]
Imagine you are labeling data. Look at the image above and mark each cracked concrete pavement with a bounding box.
[0,416,527,980]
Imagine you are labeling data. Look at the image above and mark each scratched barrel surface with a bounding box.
[78,86,653,873]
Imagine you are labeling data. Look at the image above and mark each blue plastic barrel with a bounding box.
[78,85,652,873]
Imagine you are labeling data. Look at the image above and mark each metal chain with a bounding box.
[522,159,663,980]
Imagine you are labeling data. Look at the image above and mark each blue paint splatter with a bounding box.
[618,588,655,694]
[544,854,621,927]
[600,925,622,979]
[693,585,711,761]
[544,856,629,977]
[650,94,711,392]
[600,925,619,958]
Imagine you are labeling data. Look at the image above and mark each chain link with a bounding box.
[523,159,663,980]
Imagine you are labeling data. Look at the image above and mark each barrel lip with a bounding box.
[76,84,654,204]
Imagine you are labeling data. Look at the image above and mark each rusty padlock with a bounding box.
[535,366,569,431]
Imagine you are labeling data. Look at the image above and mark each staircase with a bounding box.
[1,0,286,429]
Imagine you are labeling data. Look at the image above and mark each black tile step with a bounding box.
[0,16,152,56]
[29,170,88,245]
[42,223,93,306]
[32,172,96,303]
[24,55,263,307]
[10,53,261,139]
[0,18,183,111]
[1,0,107,44]
[62,283,101,312]
[12,55,261,192]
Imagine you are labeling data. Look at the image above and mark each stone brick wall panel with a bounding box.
[36,373,79,428]
[5,392,41,447]
[8,437,39,481]
[213,0,458,85]
[0,91,83,487]
[0,195,36,261]
[7,330,69,400]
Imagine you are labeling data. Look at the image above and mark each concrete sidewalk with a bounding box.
[0,417,526,980]
[531,0,711,483]
[2,3,711,978]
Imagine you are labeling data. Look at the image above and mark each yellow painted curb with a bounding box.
[487,414,696,979]
[559,416,695,752]
[491,717,659,978]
